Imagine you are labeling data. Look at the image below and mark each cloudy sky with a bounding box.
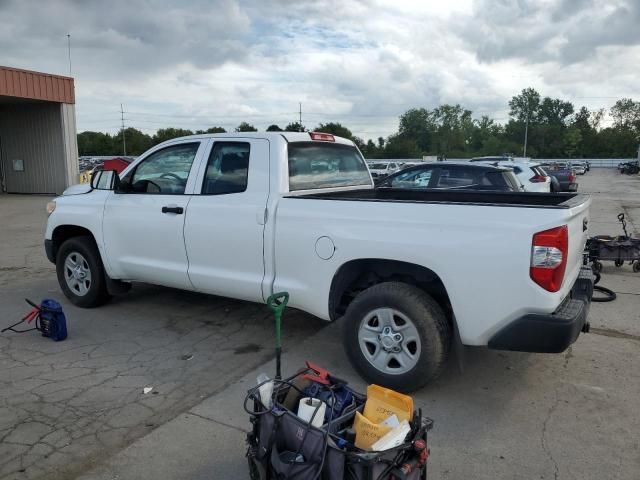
[1,0,638,139]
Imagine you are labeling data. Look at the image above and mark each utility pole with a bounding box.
[67,34,72,76]
[299,102,302,126]
[120,104,127,156]
[523,97,529,158]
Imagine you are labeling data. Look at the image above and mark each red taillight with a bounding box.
[568,173,576,183]
[309,132,335,142]
[529,174,547,183]
[530,225,568,292]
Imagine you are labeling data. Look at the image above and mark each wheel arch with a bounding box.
[328,258,454,323]
[51,225,99,261]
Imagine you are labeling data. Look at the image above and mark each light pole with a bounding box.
[523,98,529,158]
[120,104,127,156]
[67,34,72,76]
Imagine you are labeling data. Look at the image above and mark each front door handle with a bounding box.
[162,205,184,214]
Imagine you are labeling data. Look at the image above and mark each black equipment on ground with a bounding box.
[587,213,640,274]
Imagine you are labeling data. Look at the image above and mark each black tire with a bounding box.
[592,261,603,273]
[633,261,640,273]
[614,259,623,267]
[247,456,267,480]
[56,236,111,308]
[342,282,451,392]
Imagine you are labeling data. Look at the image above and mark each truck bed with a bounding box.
[292,188,588,209]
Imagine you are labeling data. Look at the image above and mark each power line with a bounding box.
[124,110,299,119]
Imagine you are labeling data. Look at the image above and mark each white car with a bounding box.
[570,162,587,175]
[478,159,551,193]
[45,132,593,391]
[367,161,401,179]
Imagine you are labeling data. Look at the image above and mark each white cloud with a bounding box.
[0,0,637,139]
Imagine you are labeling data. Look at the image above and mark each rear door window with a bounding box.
[433,168,477,188]
[201,142,250,195]
[388,168,434,188]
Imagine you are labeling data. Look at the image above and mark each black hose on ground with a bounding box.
[592,272,617,302]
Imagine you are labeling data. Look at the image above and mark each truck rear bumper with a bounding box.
[488,267,594,353]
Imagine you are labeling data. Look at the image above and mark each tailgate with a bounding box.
[562,194,591,294]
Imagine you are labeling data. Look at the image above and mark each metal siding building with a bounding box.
[0,66,78,195]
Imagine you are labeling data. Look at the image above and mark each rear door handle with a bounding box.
[162,205,184,214]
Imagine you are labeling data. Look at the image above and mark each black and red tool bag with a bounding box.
[244,364,432,480]
[2,299,67,341]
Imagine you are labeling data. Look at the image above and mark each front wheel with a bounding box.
[342,282,451,392]
[56,236,111,308]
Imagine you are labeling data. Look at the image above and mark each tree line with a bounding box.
[78,88,640,159]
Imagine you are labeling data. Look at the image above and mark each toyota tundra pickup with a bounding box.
[44,132,594,391]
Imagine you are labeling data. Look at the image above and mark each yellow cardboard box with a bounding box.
[354,385,414,450]
[353,411,392,450]
[363,385,413,424]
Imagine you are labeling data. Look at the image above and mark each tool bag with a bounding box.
[245,368,432,480]
[1,299,67,341]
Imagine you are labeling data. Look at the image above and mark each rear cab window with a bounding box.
[288,142,372,192]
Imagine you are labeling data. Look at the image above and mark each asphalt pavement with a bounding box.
[1,168,639,479]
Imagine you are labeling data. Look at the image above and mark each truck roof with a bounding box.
[154,131,356,147]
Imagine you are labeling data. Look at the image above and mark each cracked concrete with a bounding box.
[0,195,324,480]
[2,169,640,479]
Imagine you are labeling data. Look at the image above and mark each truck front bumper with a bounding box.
[45,239,55,264]
[488,267,594,353]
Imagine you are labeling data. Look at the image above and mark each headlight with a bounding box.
[46,201,56,216]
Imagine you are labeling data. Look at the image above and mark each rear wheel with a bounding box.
[342,282,451,392]
[633,261,640,273]
[56,236,111,308]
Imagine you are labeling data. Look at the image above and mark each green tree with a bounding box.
[77,131,115,155]
[284,122,306,132]
[398,108,433,153]
[538,97,574,125]
[610,99,640,144]
[364,139,378,157]
[563,127,582,158]
[152,128,193,146]
[314,122,353,139]
[113,128,153,155]
[235,122,258,132]
[509,88,541,122]
[266,124,283,131]
[206,126,226,133]
[431,104,473,156]
[383,134,421,158]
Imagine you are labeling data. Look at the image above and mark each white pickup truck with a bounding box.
[45,132,594,391]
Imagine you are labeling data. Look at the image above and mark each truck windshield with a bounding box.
[288,142,372,191]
